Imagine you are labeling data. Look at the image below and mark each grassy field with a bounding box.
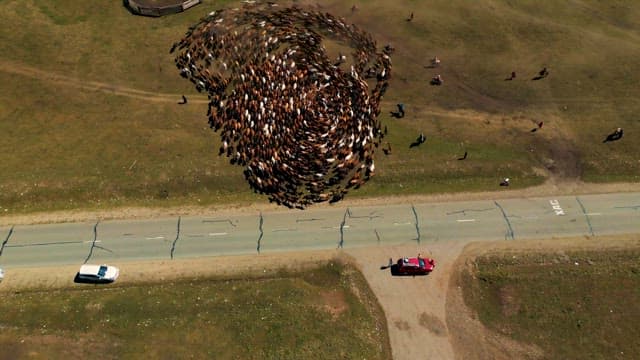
[0,262,391,359]
[460,246,640,359]
[1,0,639,214]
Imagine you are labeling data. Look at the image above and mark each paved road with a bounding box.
[1,192,639,268]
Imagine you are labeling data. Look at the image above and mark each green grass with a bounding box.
[0,0,639,214]
[460,247,640,359]
[0,262,391,360]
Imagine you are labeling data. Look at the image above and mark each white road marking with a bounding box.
[208,232,228,236]
[335,225,350,229]
[456,219,476,222]
[549,199,565,216]
[83,240,102,243]
[145,236,165,240]
[585,213,602,216]
[393,222,412,226]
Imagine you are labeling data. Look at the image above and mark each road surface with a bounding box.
[1,192,638,268]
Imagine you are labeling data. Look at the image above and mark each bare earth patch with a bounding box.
[318,289,349,319]
[419,312,448,337]
[0,333,110,360]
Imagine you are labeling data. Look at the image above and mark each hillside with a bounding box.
[0,0,638,213]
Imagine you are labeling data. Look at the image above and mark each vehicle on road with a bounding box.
[390,255,435,276]
[75,264,119,284]
[0,267,4,282]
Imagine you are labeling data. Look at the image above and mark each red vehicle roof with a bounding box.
[396,257,436,274]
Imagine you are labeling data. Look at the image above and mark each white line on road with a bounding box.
[585,213,602,216]
[393,222,412,226]
[145,236,165,240]
[83,240,102,243]
[321,225,351,230]
[208,232,228,236]
[456,219,476,222]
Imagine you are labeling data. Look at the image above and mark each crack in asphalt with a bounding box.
[8,240,84,248]
[83,221,101,264]
[494,201,515,240]
[296,218,325,222]
[614,205,640,210]
[411,205,421,243]
[338,209,348,249]
[0,225,14,257]
[576,197,595,237]
[346,209,382,220]
[257,212,264,254]
[446,208,494,216]
[202,219,237,227]
[170,217,182,260]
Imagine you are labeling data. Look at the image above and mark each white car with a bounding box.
[75,264,119,284]
[0,267,4,282]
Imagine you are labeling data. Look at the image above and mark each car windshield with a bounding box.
[98,266,108,277]
[419,258,425,268]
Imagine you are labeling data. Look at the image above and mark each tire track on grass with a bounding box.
[0,59,210,104]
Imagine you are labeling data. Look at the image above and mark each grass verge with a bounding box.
[0,261,391,360]
[460,245,640,359]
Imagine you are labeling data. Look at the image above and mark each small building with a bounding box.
[124,0,201,17]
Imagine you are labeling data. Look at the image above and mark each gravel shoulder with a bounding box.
[2,180,639,226]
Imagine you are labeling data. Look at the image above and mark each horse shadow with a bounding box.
[390,111,404,119]
[603,131,623,143]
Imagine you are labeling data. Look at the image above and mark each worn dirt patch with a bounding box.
[419,312,448,337]
[394,320,411,331]
[0,333,110,360]
[318,289,349,319]
[499,285,521,317]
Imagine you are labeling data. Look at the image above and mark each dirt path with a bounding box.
[0,59,210,104]
[346,241,466,360]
